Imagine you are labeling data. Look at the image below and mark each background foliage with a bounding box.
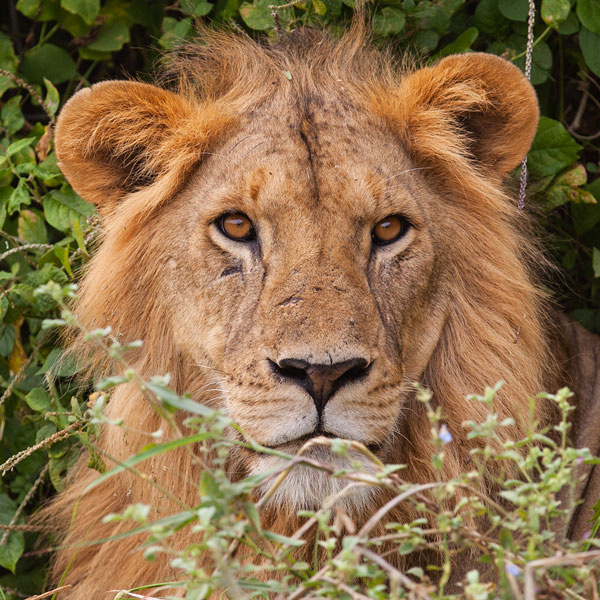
[0,0,599,596]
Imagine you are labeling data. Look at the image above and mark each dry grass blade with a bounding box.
[524,550,600,600]
[357,482,440,538]
[25,585,72,599]
[0,422,81,475]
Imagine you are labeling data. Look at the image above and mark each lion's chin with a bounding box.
[251,444,381,515]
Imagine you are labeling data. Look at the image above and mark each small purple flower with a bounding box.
[439,424,452,444]
[505,562,522,577]
[576,456,584,466]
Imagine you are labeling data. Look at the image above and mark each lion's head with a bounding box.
[50,26,560,595]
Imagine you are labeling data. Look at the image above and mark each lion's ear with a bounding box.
[54,81,229,210]
[376,53,539,177]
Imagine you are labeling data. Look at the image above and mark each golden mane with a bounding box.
[43,24,562,596]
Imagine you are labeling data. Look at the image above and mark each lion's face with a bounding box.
[167,102,448,463]
[55,35,542,509]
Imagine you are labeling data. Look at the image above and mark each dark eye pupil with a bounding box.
[220,213,255,241]
[373,215,407,245]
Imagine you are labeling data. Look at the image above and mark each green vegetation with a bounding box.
[0,0,599,597]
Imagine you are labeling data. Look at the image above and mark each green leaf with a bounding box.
[87,19,131,52]
[18,209,48,244]
[25,387,53,412]
[528,117,583,177]
[321,0,342,18]
[546,184,596,208]
[1,96,24,135]
[8,179,31,215]
[0,296,8,321]
[262,530,306,547]
[16,0,42,19]
[580,27,600,77]
[21,44,77,85]
[475,0,510,36]
[36,422,58,444]
[0,494,24,573]
[0,325,15,356]
[414,29,439,52]
[498,0,529,22]
[541,0,571,28]
[593,247,600,278]
[60,0,100,24]
[437,27,479,57]
[373,7,406,36]
[72,219,88,255]
[214,0,239,21]
[556,164,587,187]
[85,432,214,493]
[244,501,262,532]
[572,202,600,236]
[577,0,600,34]
[49,452,78,492]
[558,10,579,33]
[181,0,214,16]
[0,188,8,229]
[43,78,60,117]
[145,383,215,416]
[0,33,18,94]
[44,188,95,232]
[6,137,35,157]
[0,528,25,574]
[158,17,192,48]
[37,347,81,377]
[54,244,73,277]
[239,2,273,30]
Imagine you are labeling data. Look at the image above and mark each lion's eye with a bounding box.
[372,215,409,246]
[218,213,256,242]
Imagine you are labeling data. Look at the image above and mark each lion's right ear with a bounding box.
[54,81,231,211]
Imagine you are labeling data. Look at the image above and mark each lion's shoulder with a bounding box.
[554,314,600,539]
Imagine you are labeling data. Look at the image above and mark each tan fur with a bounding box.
[41,25,600,598]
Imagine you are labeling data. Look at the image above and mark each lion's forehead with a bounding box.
[192,97,425,229]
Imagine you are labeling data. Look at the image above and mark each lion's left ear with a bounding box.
[374,53,539,177]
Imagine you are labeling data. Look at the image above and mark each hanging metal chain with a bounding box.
[517,0,537,211]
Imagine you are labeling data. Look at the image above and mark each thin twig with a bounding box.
[0,464,49,545]
[357,482,440,538]
[358,546,433,598]
[269,0,302,9]
[0,421,81,475]
[0,243,54,262]
[319,577,372,600]
[524,551,600,600]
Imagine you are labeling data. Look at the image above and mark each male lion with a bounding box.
[46,25,600,598]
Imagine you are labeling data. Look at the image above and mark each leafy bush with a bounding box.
[0,0,599,597]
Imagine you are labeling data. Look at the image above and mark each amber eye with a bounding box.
[372,215,409,246]
[218,213,256,242]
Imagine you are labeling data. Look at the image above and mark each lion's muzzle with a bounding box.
[268,356,371,417]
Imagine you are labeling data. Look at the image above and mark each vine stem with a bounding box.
[516,0,538,211]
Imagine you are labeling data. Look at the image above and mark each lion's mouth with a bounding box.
[261,429,385,455]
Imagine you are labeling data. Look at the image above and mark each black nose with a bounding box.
[271,357,371,415]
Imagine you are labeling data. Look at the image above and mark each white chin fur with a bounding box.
[253,445,380,516]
